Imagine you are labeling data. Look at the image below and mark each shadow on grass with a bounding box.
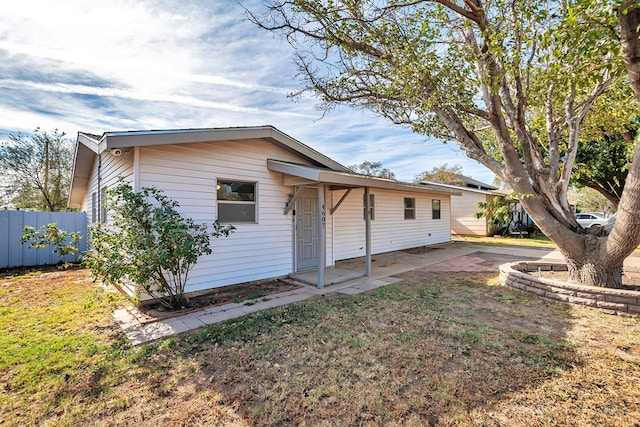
[119,271,592,426]
[10,267,636,426]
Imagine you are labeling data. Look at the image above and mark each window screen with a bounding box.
[404,197,415,220]
[432,199,441,220]
[217,180,256,223]
[100,187,108,223]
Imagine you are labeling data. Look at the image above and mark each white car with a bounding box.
[576,213,606,229]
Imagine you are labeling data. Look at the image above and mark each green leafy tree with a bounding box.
[492,176,509,190]
[21,223,82,269]
[83,181,235,309]
[415,164,465,186]
[0,129,73,211]
[251,0,640,288]
[568,187,614,214]
[572,123,637,209]
[348,160,396,179]
[475,197,512,236]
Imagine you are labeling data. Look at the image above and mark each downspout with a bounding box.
[97,152,102,223]
[133,146,140,192]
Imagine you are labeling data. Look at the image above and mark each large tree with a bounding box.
[415,163,465,185]
[251,0,640,288]
[0,129,73,211]
[568,83,638,208]
[573,126,636,209]
[568,186,614,215]
[349,160,396,178]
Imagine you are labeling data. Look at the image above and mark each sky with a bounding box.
[0,0,495,184]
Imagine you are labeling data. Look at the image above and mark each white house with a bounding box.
[69,126,460,297]
[416,176,536,237]
[417,176,504,237]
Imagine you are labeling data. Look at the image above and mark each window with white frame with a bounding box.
[363,193,375,220]
[404,197,415,220]
[217,180,257,223]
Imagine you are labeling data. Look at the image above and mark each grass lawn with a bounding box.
[454,235,558,248]
[455,234,640,254]
[1,266,639,426]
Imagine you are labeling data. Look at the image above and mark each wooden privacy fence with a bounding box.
[0,210,87,269]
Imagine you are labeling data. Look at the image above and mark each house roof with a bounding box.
[268,160,462,196]
[68,126,352,208]
[68,133,102,208]
[455,174,499,191]
[416,180,504,196]
[68,125,460,208]
[101,126,349,171]
[414,174,499,192]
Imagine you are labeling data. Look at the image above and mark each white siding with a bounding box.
[332,188,451,261]
[77,136,455,296]
[137,139,310,294]
[450,191,493,236]
[80,151,136,295]
[83,150,134,224]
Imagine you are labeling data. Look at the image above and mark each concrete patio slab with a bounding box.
[290,267,364,287]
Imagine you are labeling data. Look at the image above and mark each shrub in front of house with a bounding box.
[83,180,234,309]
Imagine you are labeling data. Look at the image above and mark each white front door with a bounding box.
[296,189,318,270]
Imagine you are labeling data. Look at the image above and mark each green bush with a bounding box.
[83,180,234,309]
[21,222,82,268]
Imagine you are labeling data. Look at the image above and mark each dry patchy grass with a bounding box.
[1,268,639,426]
[453,235,557,248]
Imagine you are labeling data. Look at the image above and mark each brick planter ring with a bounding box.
[499,262,640,317]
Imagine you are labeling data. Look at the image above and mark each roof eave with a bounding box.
[67,133,100,208]
[268,160,461,196]
[102,126,351,172]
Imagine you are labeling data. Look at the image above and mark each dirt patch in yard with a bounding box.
[405,270,571,339]
[537,269,640,290]
[136,278,302,323]
[401,246,441,255]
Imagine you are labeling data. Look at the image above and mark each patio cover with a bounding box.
[267,159,461,288]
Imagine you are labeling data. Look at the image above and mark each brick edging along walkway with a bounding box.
[499,262,640,317]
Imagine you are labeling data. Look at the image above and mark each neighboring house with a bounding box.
[417,177,503,237]
[417,175,538,237]
[451,175,499,192]
[69,126,460,297]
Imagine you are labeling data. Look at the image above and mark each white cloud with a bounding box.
[0,0,496,184]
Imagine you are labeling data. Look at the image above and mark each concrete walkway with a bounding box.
[113,241,637,345]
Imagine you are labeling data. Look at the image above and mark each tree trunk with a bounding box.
[515,193,625,288]
[563,242,624,289]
